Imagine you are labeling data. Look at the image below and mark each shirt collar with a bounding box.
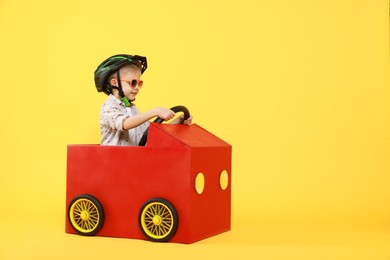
[108,94,127,107]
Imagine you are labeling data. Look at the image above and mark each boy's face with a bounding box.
[111,67,143,102]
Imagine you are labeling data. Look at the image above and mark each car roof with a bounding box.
[147,123,231,148]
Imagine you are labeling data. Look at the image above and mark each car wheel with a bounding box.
[68,194,105,236]
[139,198,178,242]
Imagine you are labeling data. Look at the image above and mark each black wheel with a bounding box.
[138,198,179,242]
[68,194,105,236]
[138,105,190,146]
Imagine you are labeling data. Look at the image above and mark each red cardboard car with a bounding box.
[65,112,231,244]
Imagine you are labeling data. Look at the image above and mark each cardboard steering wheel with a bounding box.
[138,105,190,146]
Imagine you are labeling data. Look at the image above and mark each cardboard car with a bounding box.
[65,119,232,244]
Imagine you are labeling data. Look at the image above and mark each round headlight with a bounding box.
[219,170,229,190]
[195,172,205,194]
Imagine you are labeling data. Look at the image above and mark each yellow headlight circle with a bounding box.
[195,172,205,194]
[220,170,229,190]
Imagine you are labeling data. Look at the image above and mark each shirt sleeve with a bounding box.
[100,102,129,131]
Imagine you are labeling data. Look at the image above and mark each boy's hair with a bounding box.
[108,64,141,83]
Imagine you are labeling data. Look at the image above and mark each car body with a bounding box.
[65,122,231,244]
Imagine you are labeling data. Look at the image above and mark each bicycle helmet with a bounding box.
[94,54,147,106]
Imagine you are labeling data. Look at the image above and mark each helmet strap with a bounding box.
[112,70,131,107]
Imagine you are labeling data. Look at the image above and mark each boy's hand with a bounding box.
[181,114,193,125]
[154,107,175,121]
[170,114,193,125]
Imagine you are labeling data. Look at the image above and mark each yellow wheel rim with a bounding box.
[69,198,100,234]
[140,202,174,240]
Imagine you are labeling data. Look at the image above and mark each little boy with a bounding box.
[94,54,192,146]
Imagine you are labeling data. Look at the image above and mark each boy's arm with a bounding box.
[122,107,175,130]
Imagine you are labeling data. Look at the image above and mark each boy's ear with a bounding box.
[110,78,118,86]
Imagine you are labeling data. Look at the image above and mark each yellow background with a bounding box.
[0,0,389,259]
